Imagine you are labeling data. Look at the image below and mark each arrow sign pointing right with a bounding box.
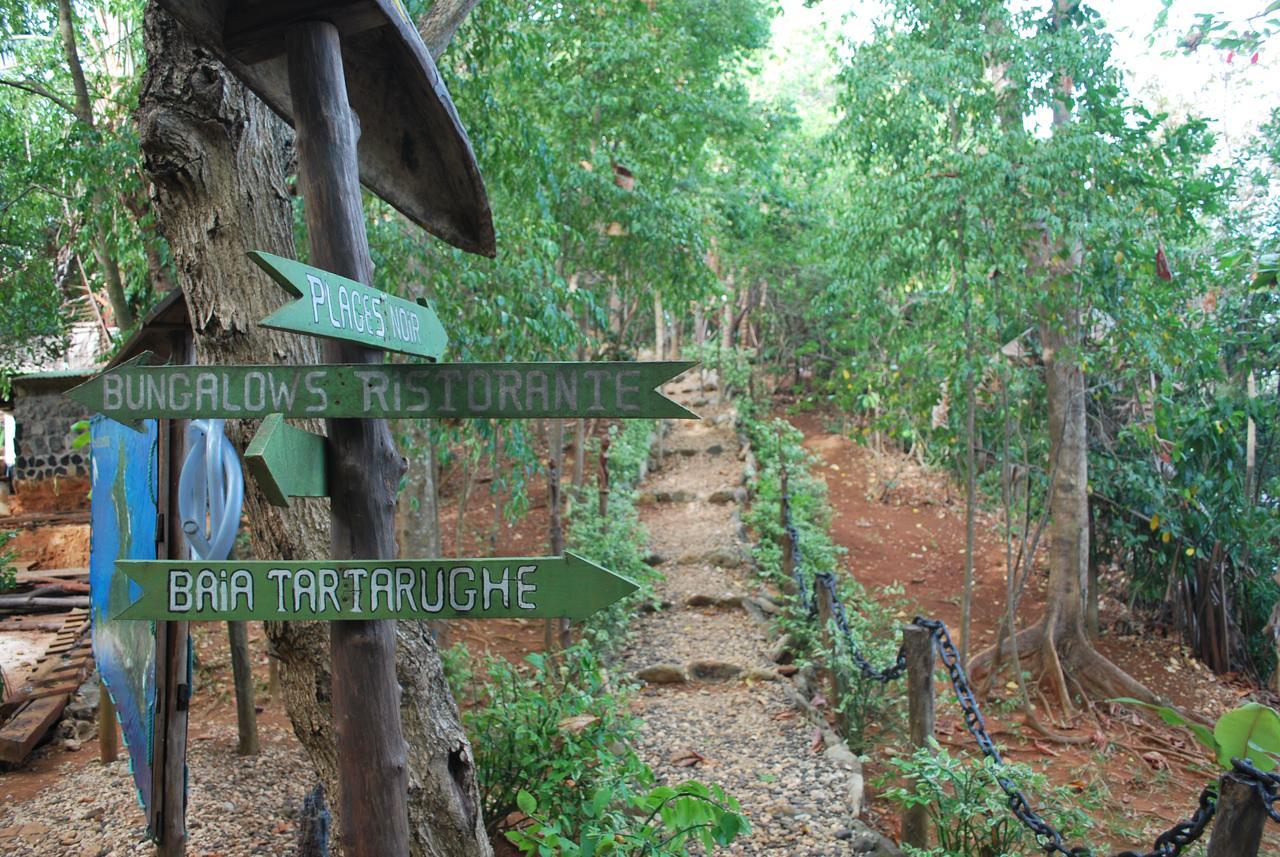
[66,358,698,427]
[113,553,638,622]
[250,251,448,360]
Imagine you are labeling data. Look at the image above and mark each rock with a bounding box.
[703,548,744,568]
[706,444,725,456]
[746,595,780,615]
[708,489,736,504]
[743,668,779,682]
[770,634,795,664]
[636,664,686,684]
[842,819,903,856]
[713,593,744,609]
[687,660,743,682]
[823,743,859,770]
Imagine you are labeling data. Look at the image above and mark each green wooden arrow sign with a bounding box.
[112,554,637,622]
[67,353,697,428]
[250,251,448,360]
[245,414,328,507]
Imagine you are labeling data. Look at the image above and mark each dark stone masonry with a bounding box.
[10,374,92,484]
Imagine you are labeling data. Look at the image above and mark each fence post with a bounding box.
[1206,772,1266,857]
[98,679,118,763]
[779,462,795,597]
[816,582,851,734]
[902,624,935,851]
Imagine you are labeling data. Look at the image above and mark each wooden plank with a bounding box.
[249,251,448,360]
[114,554,638,621]
[67,357,699,426]
[0,696,66,763]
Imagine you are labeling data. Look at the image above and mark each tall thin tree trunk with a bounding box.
[56,0,134,329]
[961,267,976,665]
[547,419,569,648]
[137,8,489,854]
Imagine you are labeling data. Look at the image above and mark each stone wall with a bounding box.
[12,376,91,485]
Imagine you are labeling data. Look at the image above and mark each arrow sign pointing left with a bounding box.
[67,355,697,427]
[112,554,638,622]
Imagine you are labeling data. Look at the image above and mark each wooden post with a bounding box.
[226,621,258,755]
[599,436,611,525]
[285,21,410,857]
[548,418,570,649]
[155,332,190,857]
[97,679,118,763]
[902,624,936,851]
[1207,773,1267,857]
[779,460,795,598]
[815,583,849,734]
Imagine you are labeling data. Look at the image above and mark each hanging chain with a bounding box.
[773,482,1280,856]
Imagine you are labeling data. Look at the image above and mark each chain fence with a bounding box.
[777,481,1280,857]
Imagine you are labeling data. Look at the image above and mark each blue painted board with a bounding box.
[89,415,158,824]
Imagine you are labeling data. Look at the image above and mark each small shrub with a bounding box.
[508,780,749,856]
[0,530,17,592]
[460,644,654,836]
[882,745,1094,857]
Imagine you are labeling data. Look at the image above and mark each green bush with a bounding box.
[735,378,903,748]
[882,745,1094,857]
[508,780,748,856]
[460,644,652,836]
[0,530,17,593]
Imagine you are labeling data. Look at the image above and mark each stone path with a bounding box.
[621,383,895,856]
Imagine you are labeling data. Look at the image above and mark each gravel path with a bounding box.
[0,718,310,856]
[621,387,879,855]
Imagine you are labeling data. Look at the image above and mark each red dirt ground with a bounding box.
[784,406,1278,851]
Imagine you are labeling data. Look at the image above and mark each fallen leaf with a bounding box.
[670,749,709,768]
[558,714,600,735]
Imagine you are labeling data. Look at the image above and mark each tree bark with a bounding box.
[137,7,489,854]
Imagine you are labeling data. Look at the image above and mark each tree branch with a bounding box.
[0,77,77,116]
[419,0,481,60]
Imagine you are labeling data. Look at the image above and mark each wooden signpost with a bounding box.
[250,251,449,360]
[105,2,694,855]
[113,554,637,622]
[68,356,697,424]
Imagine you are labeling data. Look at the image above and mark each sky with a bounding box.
[758,0,1280,160]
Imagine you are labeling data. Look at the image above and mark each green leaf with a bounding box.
[517,789,537,815]
[1214,703,1280,771]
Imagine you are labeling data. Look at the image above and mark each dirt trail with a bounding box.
[621,387,889,856]
[783,408,1278,851]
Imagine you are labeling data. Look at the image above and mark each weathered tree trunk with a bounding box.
[137,7,490,854]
